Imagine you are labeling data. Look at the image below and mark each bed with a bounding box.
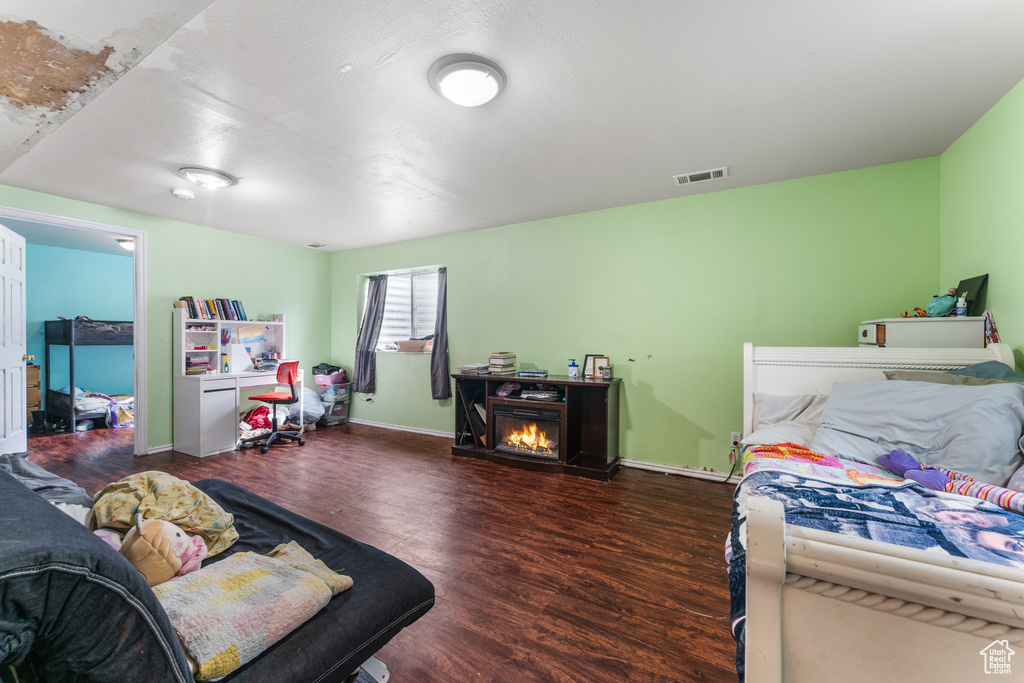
[729,342,1024,683]
[0,461,435,682]
[44,319,134,430]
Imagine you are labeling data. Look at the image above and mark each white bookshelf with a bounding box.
[172,308,286,376]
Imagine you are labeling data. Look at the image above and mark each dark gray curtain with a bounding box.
[353,274,388,394]
[430,267,451,399]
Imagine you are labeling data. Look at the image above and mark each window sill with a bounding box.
[377,349,432,354]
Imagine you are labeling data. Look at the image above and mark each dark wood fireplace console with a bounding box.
[451,373,620,480]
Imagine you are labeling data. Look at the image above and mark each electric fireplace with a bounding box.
[489,400,566,462]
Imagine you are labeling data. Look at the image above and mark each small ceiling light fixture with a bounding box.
[178,166,237,189]
[428,53,507,107]
[115,238,134,251]
[171,188,195,200]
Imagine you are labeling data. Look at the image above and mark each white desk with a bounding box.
[172,370,303,458]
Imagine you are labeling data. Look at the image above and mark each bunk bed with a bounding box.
[44,319,134,432]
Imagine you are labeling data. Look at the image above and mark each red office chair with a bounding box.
[241,360,305,454]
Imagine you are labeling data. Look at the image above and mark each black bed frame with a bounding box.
[44,319,133,432]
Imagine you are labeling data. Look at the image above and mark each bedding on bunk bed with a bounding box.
[51,389,135,427]
[727,445,1024,680]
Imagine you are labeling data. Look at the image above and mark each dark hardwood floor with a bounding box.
[25,424,738,682]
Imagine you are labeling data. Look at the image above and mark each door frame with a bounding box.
[0,205,148,456]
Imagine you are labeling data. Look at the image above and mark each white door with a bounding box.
[0,222,27,453]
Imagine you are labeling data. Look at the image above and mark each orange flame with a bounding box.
[506,422,553,452]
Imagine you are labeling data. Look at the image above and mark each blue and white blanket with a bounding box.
[727,468,1024,681]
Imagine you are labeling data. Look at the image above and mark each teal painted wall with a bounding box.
[27,244,134,395]
[939,77,1024,366]
[331,158,941,472]
[0,185,333,449]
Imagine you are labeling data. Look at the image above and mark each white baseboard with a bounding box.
[621,458,741,484]
[147,443,173,455]
[347,418,455,440]
[343,422,740,483]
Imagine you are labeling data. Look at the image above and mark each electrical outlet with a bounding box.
[730,431,742,449]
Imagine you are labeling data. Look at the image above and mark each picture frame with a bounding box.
[583,353,604,378]
[592,356,610,379]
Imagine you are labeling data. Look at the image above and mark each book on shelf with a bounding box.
[489,368,517,376]
[178,297,196,319]
[177,296,249,321]
[490,351,515,359]
[517,369,548,378]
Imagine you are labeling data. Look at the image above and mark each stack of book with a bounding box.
[457,363,489,375]
[489,352,517,376]
[176,297,248,321]
[186,354,212,375]
[517,368,548,379]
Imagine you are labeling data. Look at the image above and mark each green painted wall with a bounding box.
[0,185,332,448]
[331,158,941,472]
[939,77,1024,366]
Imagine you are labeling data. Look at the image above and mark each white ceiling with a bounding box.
[2,1,1023,252]
[0,218,132,256]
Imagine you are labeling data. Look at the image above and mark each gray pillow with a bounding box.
[810,380,1024,486]
[948,361,1024,383]
[742,393,828,448]
[883,370,1012,386]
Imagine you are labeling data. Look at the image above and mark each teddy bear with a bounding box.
[116,514,208,586]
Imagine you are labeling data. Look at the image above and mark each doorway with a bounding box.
[0,206,148,456]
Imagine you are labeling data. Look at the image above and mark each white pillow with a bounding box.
[741,393,828,448]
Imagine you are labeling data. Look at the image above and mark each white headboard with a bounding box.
[742,342,1014,437]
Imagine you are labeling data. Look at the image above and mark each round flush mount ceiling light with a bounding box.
[178,166,237,189]
[428,54,507,107]
[115,238,134,251]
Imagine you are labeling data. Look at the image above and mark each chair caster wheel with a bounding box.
[298,439,305,446]
[261,446,269,454]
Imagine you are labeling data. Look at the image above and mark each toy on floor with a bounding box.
[118,514,207,586]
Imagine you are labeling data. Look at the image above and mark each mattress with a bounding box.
[193,479,435,683]
[727,445,1024,680]
[49,391,134,423]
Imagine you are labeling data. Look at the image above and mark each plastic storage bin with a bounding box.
[319,400,349,426]
[314,372,348,388]
[319,383,349,403]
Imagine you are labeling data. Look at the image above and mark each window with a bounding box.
[375,271,439,350]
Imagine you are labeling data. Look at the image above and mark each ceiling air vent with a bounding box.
[673,166,728,186]
[306,242,329,249]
